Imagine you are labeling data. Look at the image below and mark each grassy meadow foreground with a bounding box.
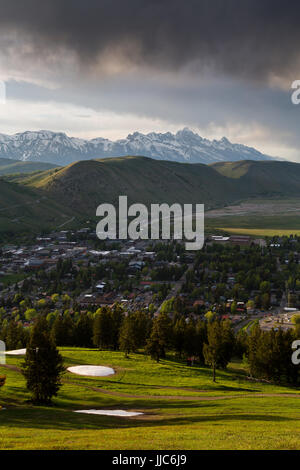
[1,348,300,450]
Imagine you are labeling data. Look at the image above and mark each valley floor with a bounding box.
[206,198,300,236]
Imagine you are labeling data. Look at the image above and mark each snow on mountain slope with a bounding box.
[0,128,278,165]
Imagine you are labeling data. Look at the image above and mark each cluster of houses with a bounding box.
[0,231,90,279]
[0,230,156,279]
[0,229,185,313]
[2,230,300,327]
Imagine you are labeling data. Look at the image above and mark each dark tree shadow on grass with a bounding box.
[0,405,294,432]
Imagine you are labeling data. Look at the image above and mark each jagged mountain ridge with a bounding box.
[0,128,278,165]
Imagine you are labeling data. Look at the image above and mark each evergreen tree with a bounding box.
[93,307,114,349]
[183,320,198,359]
[111,305,124,350]
[203,321,222,382]
[131,311,151,349]
[247,326,299,385]
[146,312,172,362]
[195,320,207,364]
[5,320,27,350]
[247,325,263,378]
[61,313,75,346]
[203,321,234,381]
[219,320,235,369]
[22,317,64,404]
[73,313,93,347]
[119,315,136,357]
[235,329,248,358]
[173,317,187,358]
[51,315,65,346]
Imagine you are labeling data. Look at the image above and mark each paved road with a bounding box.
[57,216,75,229]
[156,263,194,313]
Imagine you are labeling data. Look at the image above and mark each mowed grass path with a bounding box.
[1,348,300,449]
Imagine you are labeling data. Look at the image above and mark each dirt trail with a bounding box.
[0,364,21,373]
[64,379,300,401]
[2,363,300,402]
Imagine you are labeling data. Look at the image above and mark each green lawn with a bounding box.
[1,348,300,450]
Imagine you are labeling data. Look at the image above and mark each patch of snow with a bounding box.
[67,365,115,377]
[74,409,143,417]
[5,348,26,355]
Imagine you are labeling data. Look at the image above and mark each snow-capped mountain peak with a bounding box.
[0,128,278,165]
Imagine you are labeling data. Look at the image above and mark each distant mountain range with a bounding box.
[0,128,279,165]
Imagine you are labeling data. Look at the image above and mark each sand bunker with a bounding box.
[74,409,143,417]
[67,365,115,377]
[5,348,26,355]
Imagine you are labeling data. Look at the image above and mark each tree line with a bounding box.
[1,305,300,401]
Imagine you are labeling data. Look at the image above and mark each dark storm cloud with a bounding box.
[1,0,300,81]
[7,75,300,150]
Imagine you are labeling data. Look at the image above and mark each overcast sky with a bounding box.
[1,0,300,160]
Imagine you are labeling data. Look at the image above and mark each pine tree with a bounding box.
[51,315,65,346]
[203,320,234,382]
[195,320,207,364]
[61,313,75,346]
[119,315,136,357]
[93,307,114,349]
[247,324,263,378]
[203,321,222,382]
[111,305,124,351]
[173,317,187,358]
[235,329,248,358]
[131,311,150,349]
[219,320,235,369]
[247,327,299,385]
[5,320,23,350]
[22,317,64,404]
[74,313,93,347]
[146,312,172,362]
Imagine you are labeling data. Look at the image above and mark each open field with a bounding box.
[205,198,300,236]
[217,228,300,237]
[1,348,300,450]
[206,198,300,218]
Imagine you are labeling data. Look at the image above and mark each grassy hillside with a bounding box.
[3,157,300,237]
[17,156,241,211]
[211,160,300,196]
[0,178,76,234]
[15,157,300,213]
[0,157,58,176]
[1,348,300,450]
